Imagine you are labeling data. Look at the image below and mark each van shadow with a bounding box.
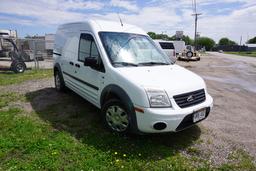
[25,88,202,160]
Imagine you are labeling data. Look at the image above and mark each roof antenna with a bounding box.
[117,12,123,27]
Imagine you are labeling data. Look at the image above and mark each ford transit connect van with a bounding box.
[53,20,213,134]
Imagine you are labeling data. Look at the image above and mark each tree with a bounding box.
[218,37,237,46]
[147,32,169,40]
[182,35,194,45]
[147,32,193,45]
[247,36,256,44]
[147,32,157,39]
[197,37,215,51]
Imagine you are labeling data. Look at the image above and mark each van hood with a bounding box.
[116,64,206,97]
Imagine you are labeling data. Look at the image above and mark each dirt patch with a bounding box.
[0,78,54,94]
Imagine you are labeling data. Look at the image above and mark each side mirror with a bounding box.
[84,57,98,68]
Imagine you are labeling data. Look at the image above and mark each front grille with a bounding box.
[173,89,206,108]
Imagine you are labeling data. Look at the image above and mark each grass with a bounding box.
[0,69,53,86]
[0,89,255,170]
[225,51,256,57]
[0,92,200,170]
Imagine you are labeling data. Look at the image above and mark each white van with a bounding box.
[53,20,213,134]
[154,40,176,62]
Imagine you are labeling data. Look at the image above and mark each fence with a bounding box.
[213,45,249,52]
[18,38,53,60]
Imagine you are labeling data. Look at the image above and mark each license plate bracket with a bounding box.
[193,108,206,123]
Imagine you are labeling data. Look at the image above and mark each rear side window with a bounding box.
[159,42,174,49]
[78,34,100,62]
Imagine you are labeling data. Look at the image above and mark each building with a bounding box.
[45,34,55,56]
[45,34,55,50]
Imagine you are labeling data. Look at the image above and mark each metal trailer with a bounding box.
[0,37,27,73]
[178,45,200,61]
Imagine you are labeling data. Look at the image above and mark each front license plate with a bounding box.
[193,109,206,123]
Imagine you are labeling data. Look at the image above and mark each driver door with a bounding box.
[74,33,105,106]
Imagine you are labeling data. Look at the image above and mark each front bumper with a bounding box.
[135,94,213,133]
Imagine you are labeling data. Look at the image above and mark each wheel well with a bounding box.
[102,92,120,106]
[54,66,59,75]
[100,85,133,109]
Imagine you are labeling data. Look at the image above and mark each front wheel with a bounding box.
[101,99,131,133]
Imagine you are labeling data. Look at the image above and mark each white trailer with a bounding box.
[172,41,186,56]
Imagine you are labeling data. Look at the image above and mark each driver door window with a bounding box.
[78,34,100,62]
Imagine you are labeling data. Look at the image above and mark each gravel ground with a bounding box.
[1,52,255,165]
[177,52,256,163]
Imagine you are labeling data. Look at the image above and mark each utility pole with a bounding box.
[239,35,242,53]
[192,0,202,50]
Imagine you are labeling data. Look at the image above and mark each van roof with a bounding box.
[154,39,174,43]
[58,19,147,35]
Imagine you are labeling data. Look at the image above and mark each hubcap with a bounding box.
[55,74,61,90]
[106,105,129,132]
[16,64,24,72]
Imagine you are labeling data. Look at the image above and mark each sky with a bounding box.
[0,0,255,44]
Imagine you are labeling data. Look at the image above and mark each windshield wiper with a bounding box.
[112,62,138,67]
[138,62,170,66]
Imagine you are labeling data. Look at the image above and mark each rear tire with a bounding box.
[186,51,193,58]
[54,70,66,92]
[11,61,26,73]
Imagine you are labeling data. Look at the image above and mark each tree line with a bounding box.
[147,32,256,51]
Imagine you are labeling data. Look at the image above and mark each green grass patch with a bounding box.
[0,91,255,170]
[225,51,256,57]
[218,149,256,171]
[0,69,53,86]
[0,107,198,170]
[0,92,26,108]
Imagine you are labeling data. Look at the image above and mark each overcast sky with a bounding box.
[0,0,255,44]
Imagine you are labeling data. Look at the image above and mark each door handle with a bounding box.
[75,64,80,68]
[69,62,74,65]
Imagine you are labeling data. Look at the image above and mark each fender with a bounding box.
[100,84,141,133]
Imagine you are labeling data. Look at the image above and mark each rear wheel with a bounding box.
[101,99,131,133]
[11,61,26,73]
[54,70,66,92]
[186,51,193,58]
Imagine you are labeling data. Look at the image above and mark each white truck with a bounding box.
[53,19,213,134]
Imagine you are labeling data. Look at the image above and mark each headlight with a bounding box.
[146,88,171,107]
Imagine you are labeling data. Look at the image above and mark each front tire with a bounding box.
[54,70,65,92]
[101,99,132,133]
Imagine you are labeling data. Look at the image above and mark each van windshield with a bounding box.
[99,32,172,67]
